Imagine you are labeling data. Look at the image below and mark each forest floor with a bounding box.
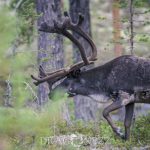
[0,102,149,150]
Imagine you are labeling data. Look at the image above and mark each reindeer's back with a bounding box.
[106,55,150,93]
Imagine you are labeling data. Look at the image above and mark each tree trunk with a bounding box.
[112,0,122,57]
[69,0,99,121]
[36,0,64,106]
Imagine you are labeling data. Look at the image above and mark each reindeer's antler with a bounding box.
[31,11,97,86]
[63,11,97,61]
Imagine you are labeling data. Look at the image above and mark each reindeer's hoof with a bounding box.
[115,127,125,139]
[120,134,125,140]
[124,135,130,141]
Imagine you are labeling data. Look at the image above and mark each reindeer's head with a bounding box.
[31,11,97,98]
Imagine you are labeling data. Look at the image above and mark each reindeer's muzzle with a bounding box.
[67,88,77,97]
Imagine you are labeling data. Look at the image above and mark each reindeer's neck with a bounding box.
[80,67,107,92]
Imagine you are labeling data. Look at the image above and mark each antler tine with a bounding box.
[39,21,89,65]
[39,65,47,77]
[72,27,97,61]
[63,11,83,28]
[63,11,84,26]
[62,11,97,61]
[62,30,89,65]
[31,68,70,86]
[76,13,84,26]
[39,13,97,63]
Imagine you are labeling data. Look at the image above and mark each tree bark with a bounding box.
[36,0,64,106]
[112,0,122,57]
[69,0,98,121]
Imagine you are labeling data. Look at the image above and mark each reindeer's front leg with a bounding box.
[103,100,125,138]
[103,91,135,139]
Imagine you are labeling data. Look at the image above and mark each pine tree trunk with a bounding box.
[36,0,64,106]
[69,0,99,121]
[112,0,122,57]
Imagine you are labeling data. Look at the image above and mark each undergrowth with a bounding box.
[0,103,149,150]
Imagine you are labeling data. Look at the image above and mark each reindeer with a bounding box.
[31,12,150,140]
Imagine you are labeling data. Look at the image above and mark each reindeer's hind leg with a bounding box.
[124,103,134,140]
